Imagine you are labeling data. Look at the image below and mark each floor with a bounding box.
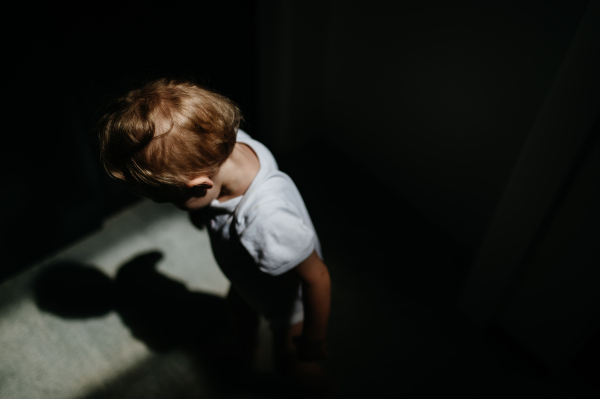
[1,140,598,399]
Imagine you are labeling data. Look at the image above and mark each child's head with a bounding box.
[97,78,241,203]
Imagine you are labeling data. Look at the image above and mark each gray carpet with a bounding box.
[0,200,276,399]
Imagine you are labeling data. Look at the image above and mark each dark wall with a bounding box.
[259,0,588,256]
[256,0,599,382]
[2,0,257,283]
[319,0,586,253]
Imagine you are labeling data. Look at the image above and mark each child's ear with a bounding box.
[187,176,213,189]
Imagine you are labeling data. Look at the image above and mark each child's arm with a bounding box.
[291,249,331,362]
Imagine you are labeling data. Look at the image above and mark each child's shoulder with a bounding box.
[236,177,316,272]
[243,177,294,214]
[238,173,302,224]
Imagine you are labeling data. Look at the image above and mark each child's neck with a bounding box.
[217,143,260,202]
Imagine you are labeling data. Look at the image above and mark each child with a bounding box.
[97,78,336,397]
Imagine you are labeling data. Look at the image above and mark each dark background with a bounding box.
[2,0,600,393]
[2,0,259,279]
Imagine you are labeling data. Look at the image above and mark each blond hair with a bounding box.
[97,78,241,200]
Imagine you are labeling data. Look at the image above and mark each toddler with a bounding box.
[97,78,335,397]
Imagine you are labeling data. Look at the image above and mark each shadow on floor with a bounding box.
[32,251,300,398]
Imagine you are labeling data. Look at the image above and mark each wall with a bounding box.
[257,0,600,381]
[260,0,587,256]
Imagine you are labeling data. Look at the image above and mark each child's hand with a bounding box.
[292,336,328,362]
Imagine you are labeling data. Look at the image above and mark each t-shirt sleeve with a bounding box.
[239,204,316,276]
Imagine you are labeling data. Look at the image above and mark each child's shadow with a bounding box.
[32,250,261,396]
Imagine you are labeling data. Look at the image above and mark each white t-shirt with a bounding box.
[199,129,322,329]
